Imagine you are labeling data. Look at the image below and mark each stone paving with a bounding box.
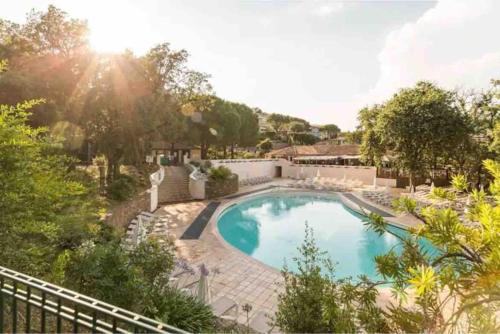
[152,180,422,331]
[154,192,284,328]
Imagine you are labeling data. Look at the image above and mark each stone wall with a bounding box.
[205,174,239,199]
[106,190,150,229]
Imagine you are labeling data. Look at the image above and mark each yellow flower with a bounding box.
[408,265,436,296]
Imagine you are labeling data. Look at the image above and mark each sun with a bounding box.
[86,4,149,54]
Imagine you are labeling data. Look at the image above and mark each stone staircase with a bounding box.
[158,166,194,203]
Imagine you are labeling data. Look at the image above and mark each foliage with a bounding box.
[365,159,500,333]
[358,105,385,166]
[341,130,362,144]
[107,174,137,201]
[293,132,320,145]
[273,224,389,333]
[321,124,341,139]
[1,5,261,170]
[0,99,102,277]
[392,196,417,214]
[63,238,214,332]
[157,288,215,332]
[428,186,456,201]
[208,166,232,180]
[257,138,273,152]
[375,82,470,187]
[451,174,468,192]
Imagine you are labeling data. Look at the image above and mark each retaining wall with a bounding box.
[205,174,239,199]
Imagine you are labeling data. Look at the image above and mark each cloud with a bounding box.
[364,0,500,106]
[312,2,344,17]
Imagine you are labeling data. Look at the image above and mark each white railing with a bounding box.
[186,164,206,199]
[148,167,165,212]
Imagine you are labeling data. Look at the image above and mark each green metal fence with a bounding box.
[0,266,188,333]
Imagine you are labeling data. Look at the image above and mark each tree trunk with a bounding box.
[223,145,227,159]
[201,141,207,160]
[409,171,415,193]
[113,162,120,179]
[230,144,235,159]
[477,164,482,189]
[106,158,114,185]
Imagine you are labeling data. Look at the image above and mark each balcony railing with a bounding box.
[0,266,188,333]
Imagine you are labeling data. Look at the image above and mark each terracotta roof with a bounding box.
[267,144,360,157]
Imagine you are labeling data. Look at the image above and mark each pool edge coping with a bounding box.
[207,187,422,277]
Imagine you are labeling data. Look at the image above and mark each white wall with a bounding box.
[189,178,206,199]
[210,159,278,180]
[282,164,376,185]
[209,159,377,186]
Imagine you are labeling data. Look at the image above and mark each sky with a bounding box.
[3,0,500,130]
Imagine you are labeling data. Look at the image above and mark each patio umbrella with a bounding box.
[196,264,211,304]
[316,169,321,178]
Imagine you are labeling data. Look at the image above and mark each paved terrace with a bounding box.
[153,179,422,331]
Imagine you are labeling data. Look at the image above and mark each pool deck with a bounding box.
[153,179,422,331]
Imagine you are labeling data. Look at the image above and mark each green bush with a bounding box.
[157,288,215,332]
[428,186,456,201]
[208,166,232,180]
[273,224,389,333]
[392,196,417,214]
[451,174,468,192]
[107,174,136,201]
[63,239,215,332]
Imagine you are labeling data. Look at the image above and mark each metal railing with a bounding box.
[0,266,188,334]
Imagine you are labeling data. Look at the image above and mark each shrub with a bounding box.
[451,174,468,192]
[272,224,389,333]
[242,151,257,159]
[392,196,417,214]
[63,239,215,332]
[428,186,456,201]
[157,288,215,332]
[208,166,232,180]
[107,174,136,201]
[257,138,273,152]
[198,160,212,173]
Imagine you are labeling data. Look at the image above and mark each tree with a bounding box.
[321,124,341,139]
[235,103,259,148]
[257,138,273,153]
[359,105,385,166]
[81,52,152,180]
[365,159,500,333]
[0,95,101,277]
[454,79,500,186]
[0,5,91,128]
[341,130,362,144]
[376,81,468,188]
[219,103,241,159]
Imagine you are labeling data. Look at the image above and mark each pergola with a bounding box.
[293,155,361,165]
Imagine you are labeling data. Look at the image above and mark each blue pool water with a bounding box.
[217,192,437,280]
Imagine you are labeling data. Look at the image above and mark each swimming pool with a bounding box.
[217,192,437,280]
